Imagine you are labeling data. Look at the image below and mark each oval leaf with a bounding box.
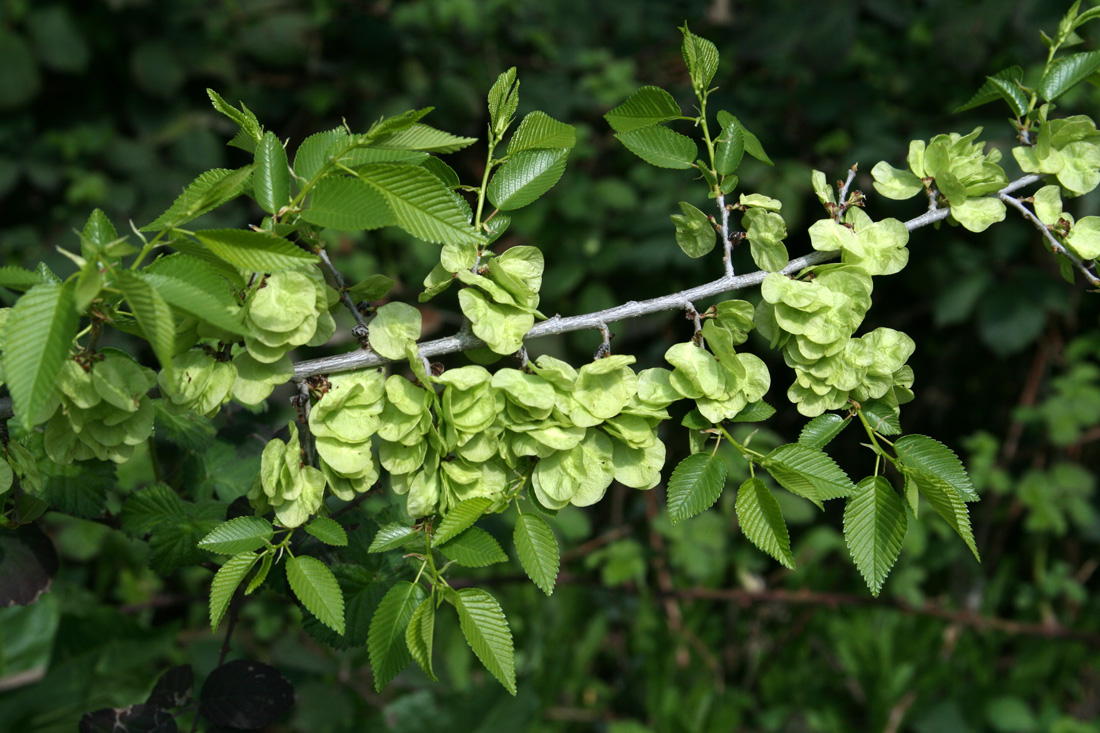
[797,414,850,450]
[300,176,395,231]
[209,551,258,631]
[604,86,682,134]
[488,148,570,211]
[305,517,348,547]
[369,581,427,691]
[736,477,795,568]
[369,522,419,553]
[255,131,290,214]
[513,513,559,596]
[843,476,907,596]
[286,555,345,635]
[666,452,728,524]
[438,526,507,567]
[199,516,273,555]
[451,587,516,695]
[405,596,437,681]
[194,229,319,272]
[614,126,697,169]
[432,497,493,547]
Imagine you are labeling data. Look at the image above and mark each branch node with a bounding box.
[594,323,613,359]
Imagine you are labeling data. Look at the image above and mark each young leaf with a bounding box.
[735,477,795,568]
[432,497,493,547]
[300,177,394,232]
[762,443,856,506]
[905,469,980,560]
[715,111,773,166]
[798,414,850,450]
[487,67,520,137]
[1,282,78,429]
[405,596,437,681]
[843,476,907,596]
[194,229,319,272]
[730,400,776,422]
[680,24,719,93]
[0,266,46,293]
[368,522,419,553]
[861,399,901,435]
[255,131,289,214]
[140,255,247,336]
[293,128,347,181]
[207,88,263,150]
[357,163,482,246]
[894,435,979,501]
[372,123,477,154]
[714,119,745,176]
[198,516,273,555]
[114,270,176,379]
[513,512,559,596]
[141,166,253,232]
[286,555,345,635]
[507,111,576,153]
[246,552,273,595]
[604,86,682,134]
[670,201,716,258]
[369,581,427,691]
[954,66,1025,115]
[614,126,697,169]
[1039,50,1100,102]
[450,588,516,695]
[346,274,396,303]
[81,209,118,256]
[487,148,570,211]
[666,452,728,524]
[209,551,259,631]
[437,527,507,567]
[305,517,348,547]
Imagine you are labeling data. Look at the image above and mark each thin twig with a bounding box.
[0,173,1063,421]
[1000,192,1100,287]
[836,164,858,211]
[316,247,371,342]
[716,193,734,278]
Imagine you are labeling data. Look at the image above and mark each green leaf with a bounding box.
[487,148,570,211]
[715,119,745,176]
[141,166,253,232]
[433,497,493,547]
[405,596,437,681]
[209,551,259,631]
[670,201,716,258]
[246,552,273,595]
[666,452,728,524]
[487,67,520,137]
[906,468,980,560]
[730,400,776,422]
[450,588,516,695]
[861,399,902,435]
[1040,50,1100,102]
[121,483,185,535]
[716,112,773,166]
[798,414,851,450]
[438,527,508,567]
[369,581,427,690]
[368,301,422,360]
[198,517,273,555]
[421,157,461,188]
[357,163,481,245]
[614,126,697,169]
[680,24,719,93]
[346,274,395,303]
[513,513,559,596]
[286,555,345,635]
[954,66,1026,116]
[894,435,978,501]
[141,254,246,335]
[81,208,118,252]
[373,123,477,154]
[207,88,263,151]
[762,443,856,506]
[255,131,289,214]
[114,270,175,379]
[194,229,319,272]
[300,176,394,232]
[294,128,347,182]
[735,477,795,568]
[843,476,907,596]
[304,517,348,546]
[507,111,577,153]
[368,522,419,553]
[604,86,682,134]
[1,283,78,429]
[0,266,46,292]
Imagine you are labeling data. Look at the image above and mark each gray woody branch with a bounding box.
[0,172,1069,420]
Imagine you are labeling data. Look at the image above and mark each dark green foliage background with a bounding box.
[1,1,1099,730]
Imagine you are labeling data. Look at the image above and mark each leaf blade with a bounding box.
[286,555,345,635]
[368,581,426,690]
[209,551,258,631]
[513,513,559,595]
[451,588,516,695]
[736,477,795,568]
[198,516,273,555]
[843,476,907,596]
[666,452,728,524]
